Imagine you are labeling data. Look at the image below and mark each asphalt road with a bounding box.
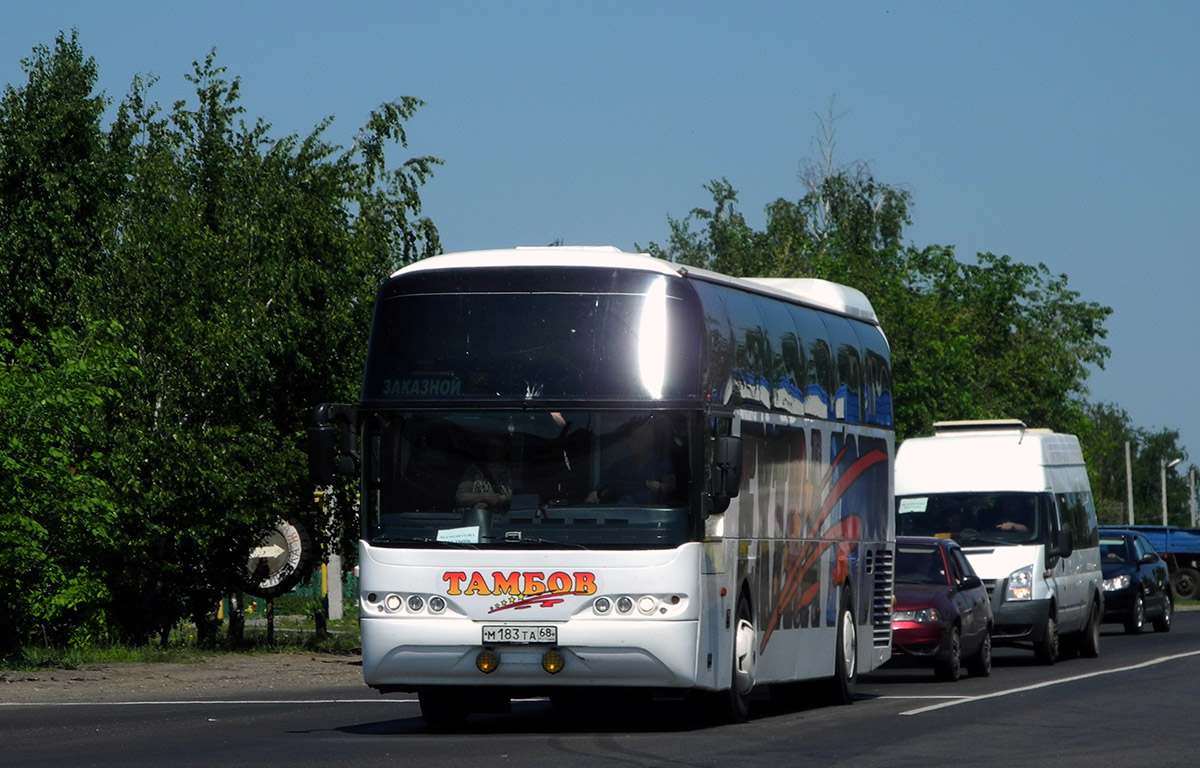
[4,613,1198,768]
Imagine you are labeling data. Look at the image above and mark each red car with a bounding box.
[891,536,994,681]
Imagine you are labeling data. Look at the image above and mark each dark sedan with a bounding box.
[1098,527,1173,633]
[891,535,993,681]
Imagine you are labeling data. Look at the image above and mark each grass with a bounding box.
[1,605,362,672]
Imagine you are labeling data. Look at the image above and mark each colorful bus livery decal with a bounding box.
[760,440,888,653]
[737,420,891,656]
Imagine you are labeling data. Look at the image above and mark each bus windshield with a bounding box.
[896,491,1051,546]
[361,268,701,402]
[362,409,692,549]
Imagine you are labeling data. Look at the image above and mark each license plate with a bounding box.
[482,625,557,644]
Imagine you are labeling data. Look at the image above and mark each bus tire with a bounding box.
[418,689,470,732]
[716,594,756,723]
[827,588,857,705]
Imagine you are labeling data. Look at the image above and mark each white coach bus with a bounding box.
[309,246,895,728]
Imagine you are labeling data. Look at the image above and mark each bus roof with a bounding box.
[394,246,879,325]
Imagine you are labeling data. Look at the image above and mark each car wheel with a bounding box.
[966,629,992,677]
[1080,598,1101,658]
[1153,595,1173,633]
[935,626,962,682]
[1124,591,1145,634]
[1034,612,1058,665]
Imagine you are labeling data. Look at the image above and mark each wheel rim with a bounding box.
[734,616,756,695]
[840,609,857,679]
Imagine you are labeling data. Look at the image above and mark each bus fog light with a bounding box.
[542,650,565,674]
[637,596,656,614]
[593,597,612,614]
[384,594,403,612]
[476,650,500,674]
[616,596,634,614]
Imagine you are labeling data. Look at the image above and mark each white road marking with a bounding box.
[895,648,1200,715]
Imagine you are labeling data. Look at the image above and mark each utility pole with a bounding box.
[1163,457,1182,525]
[1125,441,1134,525]
[1190,467,1196,528]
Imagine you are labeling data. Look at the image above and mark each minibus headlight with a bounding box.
[1006,565,1034,601]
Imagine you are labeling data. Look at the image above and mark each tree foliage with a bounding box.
[0,34,440,650]
[646,171,1113,445]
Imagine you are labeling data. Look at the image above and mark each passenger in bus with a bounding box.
[455,436,514,511]
[586,419,676,505]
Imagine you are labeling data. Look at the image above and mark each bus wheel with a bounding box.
[827,589,857,705]
[418,689,470,732]
[717,595,756,723]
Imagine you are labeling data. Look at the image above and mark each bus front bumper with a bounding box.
[360,616,704,692]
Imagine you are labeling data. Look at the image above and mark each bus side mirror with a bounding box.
[714,436,743,500]
[308,403,359,484]
[308,422,339,485]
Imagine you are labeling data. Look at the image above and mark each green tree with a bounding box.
[84,51,441,644]
[0,323,136,652]
[0,36,440,650]
[646,172,1111,445]
[0,32,125,343]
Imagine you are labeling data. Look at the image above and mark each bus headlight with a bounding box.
[384,594,403,612]
[1006,565,1034,601]
[593,597,612,615]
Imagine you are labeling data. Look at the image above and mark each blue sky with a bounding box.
[4,2,1198,478]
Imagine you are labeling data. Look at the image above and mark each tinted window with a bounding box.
[363,268,701,402]
[896,543,945,585]
[362,409,693,548]
[897,492,1051,546]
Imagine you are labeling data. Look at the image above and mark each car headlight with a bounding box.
[1103,574,1131,591]
[893,608,941,623]
[1006,565,1034,601]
